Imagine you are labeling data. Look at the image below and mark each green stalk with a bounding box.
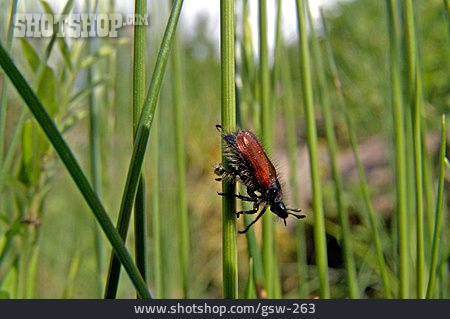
[386,0,409,298]
[220,0,238,299]
[420,117,436,250]
[271,0,283,298]
[258,0,272,148]
[296,0,330,298]
[238,0,266,299]
[273,254,281,298]
[132,0,148,288]
[0,43,151,299]
[171,30,189,298]
[280,41,308,298]
[425,114,446,298]
[86,0,104,297]
[422,128,434,247]
[159,76,179,297]
[88,44,104,298]
[308,5,358,298]
[0,0,18,164]
[244,258,257,298]
[270,0,283,112]
[243,213,266,297]
[438,197,448,298]
[259,0,274,298]
[134,178,146,283]
[152,113,162,297]
[403,0,425,298]
[320,9,391,298]
[439,235,448,297]
[104,0,183,298]
[404,101,415,285]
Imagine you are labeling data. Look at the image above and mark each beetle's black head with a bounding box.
[270,200,289,221]
[268,181,305,225]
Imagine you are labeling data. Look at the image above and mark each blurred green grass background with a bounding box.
[0,0,448,298]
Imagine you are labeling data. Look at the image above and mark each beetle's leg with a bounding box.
[217,192,256,202]
[238,205,268,233]
[235,201,262,218]
[246,187,259,200]
[214,163,238,182]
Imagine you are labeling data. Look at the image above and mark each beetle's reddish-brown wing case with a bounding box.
[235,130,277,189]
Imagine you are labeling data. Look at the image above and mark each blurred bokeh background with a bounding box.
[0,0,448,298]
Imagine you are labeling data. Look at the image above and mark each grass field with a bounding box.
[0,0,448,299]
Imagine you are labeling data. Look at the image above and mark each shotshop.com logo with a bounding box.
[13,13,149,38]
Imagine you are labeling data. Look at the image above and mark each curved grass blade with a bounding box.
[104,0,183,298]
[0,43,151,299]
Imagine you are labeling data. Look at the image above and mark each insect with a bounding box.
[215,125,304,233]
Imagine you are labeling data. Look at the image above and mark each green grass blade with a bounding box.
[0,0,18,164]
[220,0,238,299]
[243,213,266,297]
[134,177,147,284]
[271,0,283,299]
[237,0,266,298]
[270,0,283,111]
[279,38,309,298]
[244,258,257,299]
[171,30,189,298]
[296,0,330,298]
[0,43,151,299]
[320,9,391,298]
[62,248,81,298]
[426,114,447,298]
[258,0,275,298]
[132,0,148,289]
[104,0,183,298]
[386,0,409,298]
[422,123,436,247]
[132,0,147,136]
[151,111,162,297]
[403,0,425,298]
[308,4,359,298]
[86,0,104,297]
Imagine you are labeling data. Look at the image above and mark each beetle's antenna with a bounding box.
[216,124,222,132]
[287,207,302,212]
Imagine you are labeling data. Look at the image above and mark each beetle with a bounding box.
[215,125,304,233]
